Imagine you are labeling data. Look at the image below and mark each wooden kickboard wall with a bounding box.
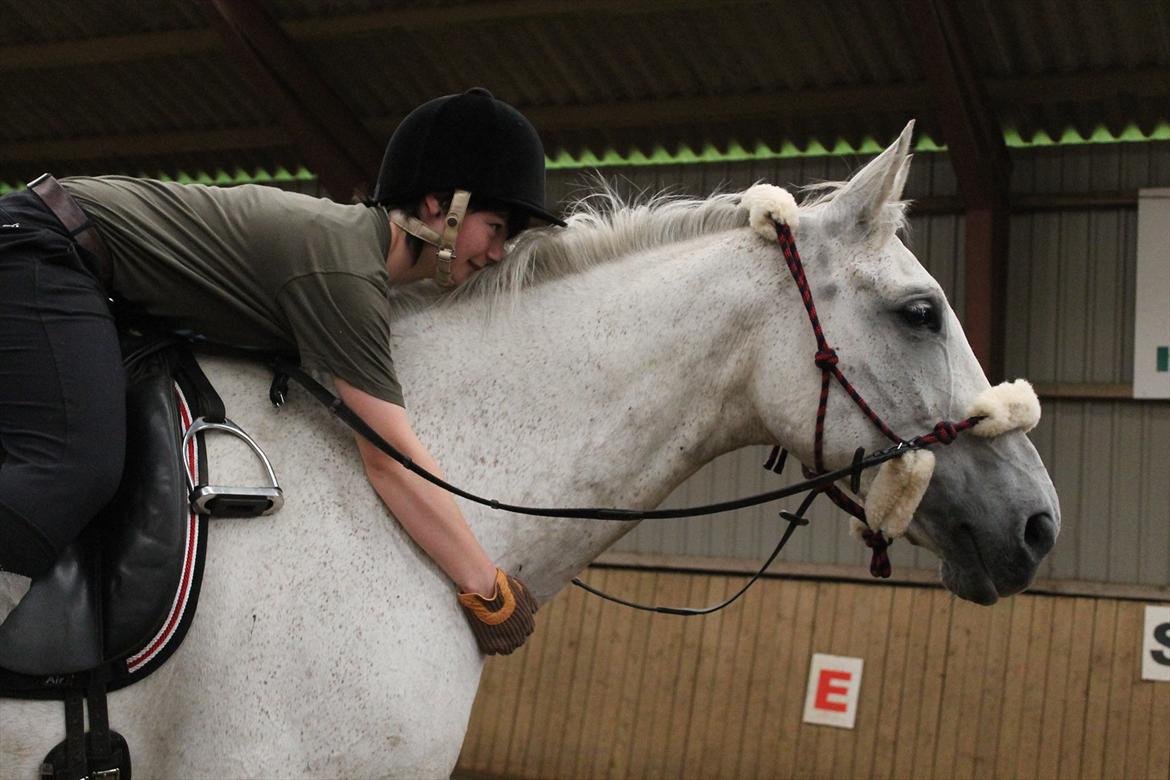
[457,570,1170,780]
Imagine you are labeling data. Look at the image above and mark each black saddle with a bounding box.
[0,338,282,779]
[0,341,211,686]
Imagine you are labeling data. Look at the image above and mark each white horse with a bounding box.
[1,123,1059,778]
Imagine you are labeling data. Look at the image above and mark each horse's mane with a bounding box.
[389,182,750,317]
[387,177,906,318]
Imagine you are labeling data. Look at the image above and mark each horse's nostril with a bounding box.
[1024,512,1057,557]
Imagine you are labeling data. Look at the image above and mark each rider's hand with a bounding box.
[457,568,538,655]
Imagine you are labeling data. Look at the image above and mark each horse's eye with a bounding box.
[901,299,941,332]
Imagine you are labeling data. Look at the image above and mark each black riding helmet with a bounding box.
[372,87,566,228]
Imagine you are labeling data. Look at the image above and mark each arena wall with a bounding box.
[457,570,1169,780]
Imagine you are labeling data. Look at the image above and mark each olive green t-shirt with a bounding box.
[61,176,403,406]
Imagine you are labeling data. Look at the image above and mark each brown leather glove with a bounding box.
[457,568,539,655]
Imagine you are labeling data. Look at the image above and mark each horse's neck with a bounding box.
[391,233,786,598]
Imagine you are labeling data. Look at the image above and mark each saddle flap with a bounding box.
[101,365,194,660]
[0,539,102,675]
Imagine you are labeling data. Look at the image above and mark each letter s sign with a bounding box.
[1154,623,1170,665]
[1142,605,1170,682]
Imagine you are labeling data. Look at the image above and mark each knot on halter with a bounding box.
[814,348,839,370]
[932,420,959,444]
[859,527,893,579]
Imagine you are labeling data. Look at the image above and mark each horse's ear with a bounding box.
[824,120,915,239]
[890,151,912,203]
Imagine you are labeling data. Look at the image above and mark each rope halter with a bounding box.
[741,184,1041,578]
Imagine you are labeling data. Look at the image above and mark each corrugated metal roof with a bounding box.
[1,0,1167,189]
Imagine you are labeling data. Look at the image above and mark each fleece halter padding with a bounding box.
[741,183,800,239]
[859,449,936,539]
[858,380,1042,537]
[744,185,1043,576]
[966,379,1041,437]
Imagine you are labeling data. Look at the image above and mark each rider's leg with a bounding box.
[0,215,125,579]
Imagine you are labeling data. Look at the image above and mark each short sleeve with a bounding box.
[276,272,404,406]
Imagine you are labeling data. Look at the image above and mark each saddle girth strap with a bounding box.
[56,691,87,779]
[85,674,114,770]
[40,677,130,780]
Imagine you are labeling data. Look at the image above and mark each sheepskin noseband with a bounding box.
[966,379,1042,437]
[746,186,1043,576]
[858,379,1042,540]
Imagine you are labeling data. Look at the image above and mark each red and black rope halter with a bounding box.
[764,220,981,578]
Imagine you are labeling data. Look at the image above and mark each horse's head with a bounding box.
[749,121,1059,604]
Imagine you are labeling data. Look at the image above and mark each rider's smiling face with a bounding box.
[448,209,510,286]
[418,195,511,286]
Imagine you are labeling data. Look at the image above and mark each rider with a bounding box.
[0,87,559,655]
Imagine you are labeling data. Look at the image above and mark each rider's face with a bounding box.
[419,195,510,286]
[449,209,509,286]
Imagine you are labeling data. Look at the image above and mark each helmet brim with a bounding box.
[502,198,567,228]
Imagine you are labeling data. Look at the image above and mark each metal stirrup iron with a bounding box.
[183,419,284,517]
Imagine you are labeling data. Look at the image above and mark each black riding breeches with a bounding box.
[0,191,125,578]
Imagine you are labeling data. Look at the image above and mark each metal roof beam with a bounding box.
[0,127,284,163]
[904,0,1009,208]
[5,26,1163,113]
[199,0,382,200]
[0,30,220,70]
[987,67,1170,104]
[0,83,924,165]
[4,73,1164,167]
[371,87,928,138]
[0,0,756,71]
[903,0,1010,380]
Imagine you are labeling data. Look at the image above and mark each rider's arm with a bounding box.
[334,379,497,597]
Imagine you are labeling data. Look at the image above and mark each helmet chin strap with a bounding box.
[388,189,472,287]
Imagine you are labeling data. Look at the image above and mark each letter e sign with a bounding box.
[803,653,864,728]
[1143,605,1170,682]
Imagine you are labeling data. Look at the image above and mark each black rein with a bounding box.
[270,359,929,615]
